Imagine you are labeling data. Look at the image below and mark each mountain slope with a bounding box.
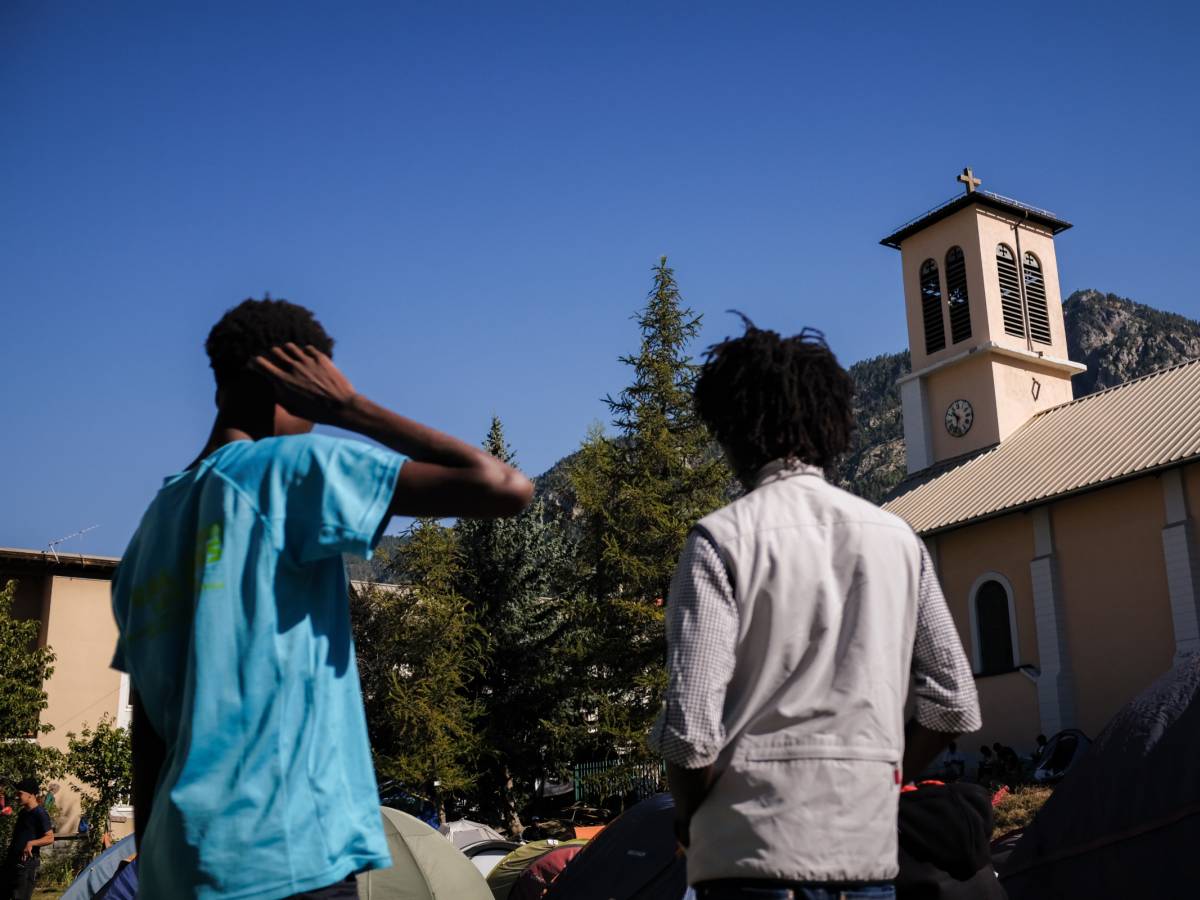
[537,291,1200,507]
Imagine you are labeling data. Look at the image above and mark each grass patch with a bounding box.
[992,785,1053,839]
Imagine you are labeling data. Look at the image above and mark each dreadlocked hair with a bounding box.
[205,297,334,388]
[694,313,855,474]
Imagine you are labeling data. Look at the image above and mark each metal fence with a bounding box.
[572,759,666,804]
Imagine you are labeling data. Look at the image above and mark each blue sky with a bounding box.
[3,1,1198,556]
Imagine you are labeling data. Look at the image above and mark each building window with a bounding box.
[972,577,1017,675]
[920,258,945,354]
[944,246,972,344]
[1023,252,1052,345]
[996,244,1025,338]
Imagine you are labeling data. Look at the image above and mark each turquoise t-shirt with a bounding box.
[110,434,403,900]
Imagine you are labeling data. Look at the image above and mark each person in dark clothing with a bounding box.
[895,781,1005,900]
[1,778,54,900]
[976,746,993,784]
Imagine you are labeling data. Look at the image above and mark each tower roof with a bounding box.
[880,189,1072,250]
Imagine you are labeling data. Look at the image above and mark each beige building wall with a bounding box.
[901,211,987,372]
[970,209,1069,360]
[1051,478,1176,737]
[40,575,124,752]
[923,352,1001,462]
[900,206,1070,375]
[931,513,1041,750]
[971,672,1042,753]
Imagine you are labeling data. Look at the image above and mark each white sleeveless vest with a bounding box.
[686,462,923,884]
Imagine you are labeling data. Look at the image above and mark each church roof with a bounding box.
[880,190,1073,249]
[883,357,1200,535]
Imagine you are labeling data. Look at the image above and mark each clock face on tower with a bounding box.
[945,399,974,437]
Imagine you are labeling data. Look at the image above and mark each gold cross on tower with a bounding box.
[956,166,981,194]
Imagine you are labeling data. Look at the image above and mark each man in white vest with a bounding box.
[649,320,981,900]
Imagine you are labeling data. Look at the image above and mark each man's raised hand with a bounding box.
[251,344,358,424]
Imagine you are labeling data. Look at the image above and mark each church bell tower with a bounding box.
[881,169,1087,474]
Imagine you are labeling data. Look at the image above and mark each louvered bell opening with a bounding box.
[1023,253,1052,345]
[920,259,945,354]
[945,246,972,344]
[996,244,1025,338]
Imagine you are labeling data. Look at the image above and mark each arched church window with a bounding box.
[1023,252,1052,345]
[974,578,1016,675]
[945,246,972,344]
[920,259,945,354]
[996,244,1025,338]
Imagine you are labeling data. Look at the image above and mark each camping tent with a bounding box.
[1000,656,1200,899]
[359,806,493,900]
[1030,728,1090,784]
[509,843,586,900]
[440,819,507,849]
[487,839,586,900]
[462,840,520,877]
[61,834,136,900]
[93,858,138,900]
[543,793,687,900]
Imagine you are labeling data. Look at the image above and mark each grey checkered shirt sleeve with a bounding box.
[648,530,738,769]
[911,544,982,734]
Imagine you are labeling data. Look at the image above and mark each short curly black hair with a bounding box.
[694,314,855,475]
[205,297,334,388]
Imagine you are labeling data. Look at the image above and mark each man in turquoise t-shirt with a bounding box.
[111,298,532,900]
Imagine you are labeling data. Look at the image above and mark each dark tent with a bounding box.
[1030,728,1090,784]
[543,793,687,900]
[61,834,136,900]
[509,842,585,900]
[1000,656,1200,899]
[94,858,137,900]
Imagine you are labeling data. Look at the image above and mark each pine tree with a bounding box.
[567,257,731,769]
[455,417,575,835]
[351,522,482,826]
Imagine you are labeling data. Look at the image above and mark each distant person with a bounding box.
[941,742,967,781]
[649,319,981,899]
[1,778,54,900]
[976,745,994,783]
[111,298,533,900]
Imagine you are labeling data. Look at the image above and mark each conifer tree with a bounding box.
[455,417,574,835]
[567,257,731,767]
[352,521,482,825]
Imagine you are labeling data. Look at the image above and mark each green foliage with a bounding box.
[454,417,577,833]
[571,257,732,604]
[352,520,483,824]
[566,258,731,766]
[0,579,66,853]
[66,714,132,855]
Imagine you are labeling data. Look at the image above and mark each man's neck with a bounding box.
[189,421,263,470]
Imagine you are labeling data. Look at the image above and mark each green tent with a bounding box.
[487,840,587,900]
[358,807,492,900]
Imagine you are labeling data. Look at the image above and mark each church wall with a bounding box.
[991,356,1077,443]
[972,210,1069,361]
[971,671,1042,754]
[932,512,1041,750]
[1051,476,1176,738]
[900,210,989,373]
[1181,462,1200,533]
[925,352,1001,462]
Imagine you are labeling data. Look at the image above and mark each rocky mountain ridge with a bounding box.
[537,290,1200,507]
